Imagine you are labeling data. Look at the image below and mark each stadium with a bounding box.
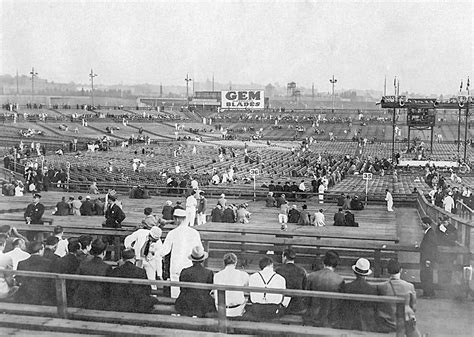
[0,1,473,336]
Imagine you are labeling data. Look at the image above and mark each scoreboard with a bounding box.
[407,108,436,127]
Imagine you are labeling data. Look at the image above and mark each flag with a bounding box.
[466,77,470,91]
[460,80,463,93]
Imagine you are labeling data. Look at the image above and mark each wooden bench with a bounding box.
[0,270,404,336]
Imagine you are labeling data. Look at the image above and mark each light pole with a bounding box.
[89,69,98,107]
[185,73,192,108]
[30,67,38,103]
[330,75,337,113]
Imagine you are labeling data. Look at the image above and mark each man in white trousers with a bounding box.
[385,189,394,212]
[185,190,198,226]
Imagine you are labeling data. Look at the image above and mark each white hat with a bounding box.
[220,194,225,198]
[188,246,208,262]
[352,258,373,276]
[85,195,91,199]
[149,226,162,239]
[173,209,187,218]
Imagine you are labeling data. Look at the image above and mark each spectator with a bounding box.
[43,236,60,264]
[244,256,289,321]
[344,210,359,227]
[340,258,378,332]
[276,193,287,208]
[77,235,93,264]
[4,238,30,270]
[173,200,184,212]
[304,250,344,327]
[175,246,216,317]
[350,195,364,210]
[377,259,420,336]
[124,226,164,286]
[297,204,311,226]
[24,193,45,225]
[213,253,249,317]
[211,204,224,222]
[141,207,158,229]
[385,189,394,212]
[56,239,81,303]
[73,239,112,310]
[275,249,307,314]
[223,205,236,223]
[218,194,227,208]
[333,208,346,226]
[343,195,352,210]
[436,216,458,286]
[236,204,251,224]
[161,209,203,298]
[336,193,345,207]
[88,181,100,195]
[54,197,70,216]
[103,195,126,228]
[16,241,55,305]
[53,225,69,257]
[288,205,300,223]
[0,236,16,299]
[162,200,174,220]
[265,192,276,207]
[109,249,158,313]
[71,196,82,216]
[313,209,325,227]
[197,191,207,226]
[278,200,289,230]
[80,196,94,216]
[443,192,455,213]
[185,190,198,226]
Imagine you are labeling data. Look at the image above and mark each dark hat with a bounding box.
[45,236,59,246]
[188,246,208,262]
[122,249,135,260]
[29,241,44,254]
[421,216,433,225]
[144,207,153,215]
[108,195,117,201]
[33,193,42,198]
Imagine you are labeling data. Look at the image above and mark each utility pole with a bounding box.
[30,67,38,103]
[16,69,19,97]
[330,75,337,113]
[160,83,163,97]
[184,73,192,108]
[312,83,315,101]
[383,75,387,96]
[89,69,98,107]
[212,73,215,91]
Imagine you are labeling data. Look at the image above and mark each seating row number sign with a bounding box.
[363,173,373,180]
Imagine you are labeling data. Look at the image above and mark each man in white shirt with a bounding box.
[213,253,249,317]
[385,189,394,212]
[185,190,198,226]
[4,238,30,270]
[245,256,289,321]
[53,226,69,257]
[313,209,326,227]
[443,192,455,213]
[161,209,203,298]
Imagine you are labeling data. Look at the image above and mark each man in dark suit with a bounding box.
[108,249,158,313]
[73,239,112,310]
[344,210,359,227]
[304,250,344,327]
[333,208,346,226]
[16,241,55,305]
[55,197,70,216]
[211,204,224,222]
[103,195,126,228]
[340,258,378,332]
[275,249,307,314]
[419,216,438,298]
[56,239,81,303]
[80,196,94,216]
[24,193,45,225]
[175,246,216,317]
[43,236,61,264]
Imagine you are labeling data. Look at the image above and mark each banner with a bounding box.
[221,90,264,109]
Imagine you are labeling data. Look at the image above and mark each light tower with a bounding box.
[89,69,98,107]
[30,67,38,103]
[330,75,337,113]
[185,73,192,108]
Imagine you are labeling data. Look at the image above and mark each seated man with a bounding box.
[333,208,346,226]
[297,204,311,226]
[211,204,224,222]
[288,205,300,223]
[244,256,289,321]
[350,196,364,210]
[175,246,216,317]
[109,249,158,313]
[345,211,359,227]
[265,192,276,207]
[213,253,249,317]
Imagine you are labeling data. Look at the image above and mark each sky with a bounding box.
[1,0,472,94]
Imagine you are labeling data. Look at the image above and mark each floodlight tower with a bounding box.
[185,73,192,108]
[30,67,38,103]
[330,75,337,113]
[89,69,98,107]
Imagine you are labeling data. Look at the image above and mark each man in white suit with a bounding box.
[161,209,203,298]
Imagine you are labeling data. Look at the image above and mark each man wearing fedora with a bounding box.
[125,226,164,285]
[109,249,158,313]
[340,258,378,332]
[174,246,216,317]
[419,216,438,298]
[162,208,203,298]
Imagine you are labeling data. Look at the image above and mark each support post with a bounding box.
[457,108,462,155]
[464,103,469,163]
[430,126,434,154]
[395,302,406,337]
[374,249,382,277]
[216,289,228,334]
[55,277,68,318]
[203,240,210,267]
[392,108,396,164]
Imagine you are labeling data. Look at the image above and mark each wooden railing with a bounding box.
[1,269,406,336]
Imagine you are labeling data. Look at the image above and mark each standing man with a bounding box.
[278,200,289,230]
[275,249,307,314]
[304,250,344,327]
[24,193,45,225]
[419,216,437,298]
[196,191,207,226]
[175,246,216,317]
[443,192,455,213]
[385,189,394,212]
[185,190,197,226]
[103,195,126,228]
[161,209,203,298]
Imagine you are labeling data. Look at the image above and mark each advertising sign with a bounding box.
[221,90,264,109]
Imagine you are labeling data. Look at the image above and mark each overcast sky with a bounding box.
[1,0,472,94]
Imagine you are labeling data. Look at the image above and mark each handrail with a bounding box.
[1,268,406,336]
